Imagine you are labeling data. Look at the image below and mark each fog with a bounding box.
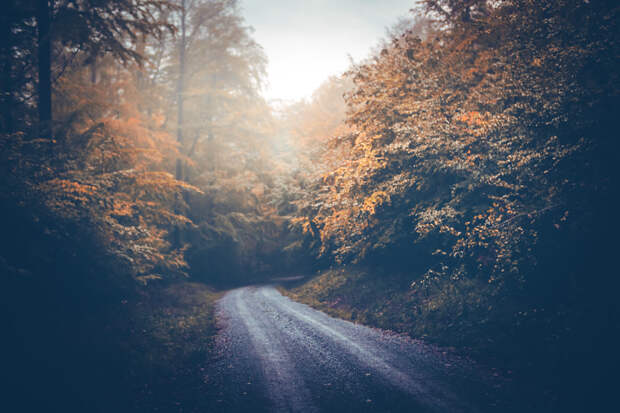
[241,0,416,101]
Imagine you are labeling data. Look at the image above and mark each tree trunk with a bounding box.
[0,14,13,134]
[176,0,186,181]
[90,57,97,84]
[173,0,187,248]
[36,0,52,137]
[205,72,216,170]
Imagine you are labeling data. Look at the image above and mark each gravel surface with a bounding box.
[206,286,514,412]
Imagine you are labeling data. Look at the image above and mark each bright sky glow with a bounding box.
[241,0,416,102]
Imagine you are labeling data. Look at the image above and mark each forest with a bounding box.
[1,0,618,412]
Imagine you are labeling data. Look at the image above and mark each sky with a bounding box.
[240,0,416,102]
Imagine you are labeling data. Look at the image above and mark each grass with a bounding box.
[281,267,526,367]
[122,281,223,412]
[282,267,619,412]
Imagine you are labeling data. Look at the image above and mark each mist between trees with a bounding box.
[1,0,618,412]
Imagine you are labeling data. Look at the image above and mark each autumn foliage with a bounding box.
[1,0,618,410]
[288,1,618,408]
[0,1,279,410]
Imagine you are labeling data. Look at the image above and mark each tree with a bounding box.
[2,0,173,137]
[176,0,186,180]
[285,3,618,408]
[36,0,52,136]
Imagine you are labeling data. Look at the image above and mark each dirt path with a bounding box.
[206,285,513,412]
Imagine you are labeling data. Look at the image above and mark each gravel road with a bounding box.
[206,286,513,412]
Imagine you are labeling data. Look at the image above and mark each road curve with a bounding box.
[206,286,512,413]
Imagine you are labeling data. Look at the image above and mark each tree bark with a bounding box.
[36,0,52,137]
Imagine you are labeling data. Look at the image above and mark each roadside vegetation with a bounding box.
[283,1,619,411]
[126,282,221,412]
[1,0,285,411]
[1,0,617,411]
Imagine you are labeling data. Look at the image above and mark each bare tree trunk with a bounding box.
[202,72,216,170]
[176,0,186,181]
[36,0,52,137]
[173,0,187,248]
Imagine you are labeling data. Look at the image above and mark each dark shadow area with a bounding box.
[0,200,220,413]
